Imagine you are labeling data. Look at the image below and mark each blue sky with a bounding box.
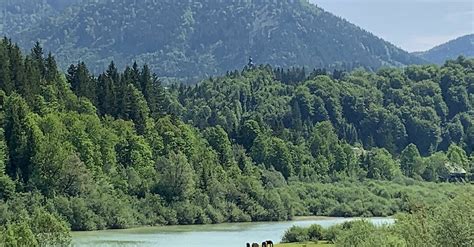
[309,0,474,52]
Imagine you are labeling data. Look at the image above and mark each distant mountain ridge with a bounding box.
[0,0,82,35]
[413,34,474,64]
[4,0,425,80]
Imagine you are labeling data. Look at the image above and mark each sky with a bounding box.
[309,0,474,52]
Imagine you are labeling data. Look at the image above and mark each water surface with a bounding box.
[72,217,393,247]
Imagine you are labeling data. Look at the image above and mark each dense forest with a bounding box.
[3,0,425,80]
[0,0,82,36]
[0,38,472,245]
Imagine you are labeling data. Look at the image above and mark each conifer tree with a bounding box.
[0,42,13,93]
[31,41,46,78]
[4,94,34,182]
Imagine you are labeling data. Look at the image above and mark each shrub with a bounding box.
[307,224,324,241]
[324,224,343,243]
[205,205,224,224]
[282,225,309,243]
[335,220,378,246]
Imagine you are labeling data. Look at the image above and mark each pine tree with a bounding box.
[31,41,46,78]
[0,42,13,93]
[23,56,41,103]
[44,53,59,84]
[140,65,166,117]
[105,61,120,115]
[116,67,132,119]
[131,62,141,90]
[127,84,150,135]
[4,94,34,182]
[97,74,116,116]
[67,62,97,105]
[8,44,27,97]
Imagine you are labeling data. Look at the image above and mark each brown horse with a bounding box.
[251,243,259,247]
[265,240,274,247]
[246,243,251,247]
[261,242,267,247]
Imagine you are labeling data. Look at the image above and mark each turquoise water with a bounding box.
[72,217,393,247]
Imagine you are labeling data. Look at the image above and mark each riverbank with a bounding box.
[276,242,334,247]
[72,217,392,246]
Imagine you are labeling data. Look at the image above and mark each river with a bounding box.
[72,217,393,247]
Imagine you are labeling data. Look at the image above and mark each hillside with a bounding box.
[0,38,472,244]
[414,34,474,64]
[6,0,424,80]
[0,0,82,35]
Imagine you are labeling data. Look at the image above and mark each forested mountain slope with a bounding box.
[0,0,82,35]
[6,0,424,80]
[0,39,472,245]
[414,34,474,64]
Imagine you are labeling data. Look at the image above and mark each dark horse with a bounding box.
[265,240,274,247]
[251,243,259,247]
[246,244,251,247]
[261,242,267,247]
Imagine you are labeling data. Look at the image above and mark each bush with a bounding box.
[433,194,474,246]
[307,224,325,241]
[2,222,38,247]
[0,175,15,200]
[30,208,72,246]
[336,220,378,246]
[324,224,343,243]
[205,205,224,224]
[282,225,309,243]
[175,201,200,225]
[0,208,71,247]
[227,203,251,222]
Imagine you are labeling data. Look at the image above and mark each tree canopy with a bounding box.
[0,38,472,243]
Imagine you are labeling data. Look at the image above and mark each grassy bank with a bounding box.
[276,241,334,247]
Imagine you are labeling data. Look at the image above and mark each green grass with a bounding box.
[275,241,334,247]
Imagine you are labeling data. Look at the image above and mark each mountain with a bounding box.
[5,0,424,80]
[0,0,82,35]
[413,34,474,64]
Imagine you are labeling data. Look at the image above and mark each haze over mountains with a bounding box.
[413,34,474,65]
[2,0,426,80]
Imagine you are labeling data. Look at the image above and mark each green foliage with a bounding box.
[400,144,424,178]
[432,194,474,246]
[447,144,470,170]
[30,208,72,246]
[334,193,473,247]
[156,152,196,202]
[282,226,310,243]
[0,39,472,244]
[336,220,404,247]
[307,224,325,241]
[282,193,473,246]
[363,148,400,180]
[0,204,71,247]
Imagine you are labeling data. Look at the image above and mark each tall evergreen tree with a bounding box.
[4,94,34,182]
[67,62,97,105]
[31,41,46,78]
[97,74,116,116]
[140,65,166,116]
[0,42,13,94]
[44,53,59,84]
